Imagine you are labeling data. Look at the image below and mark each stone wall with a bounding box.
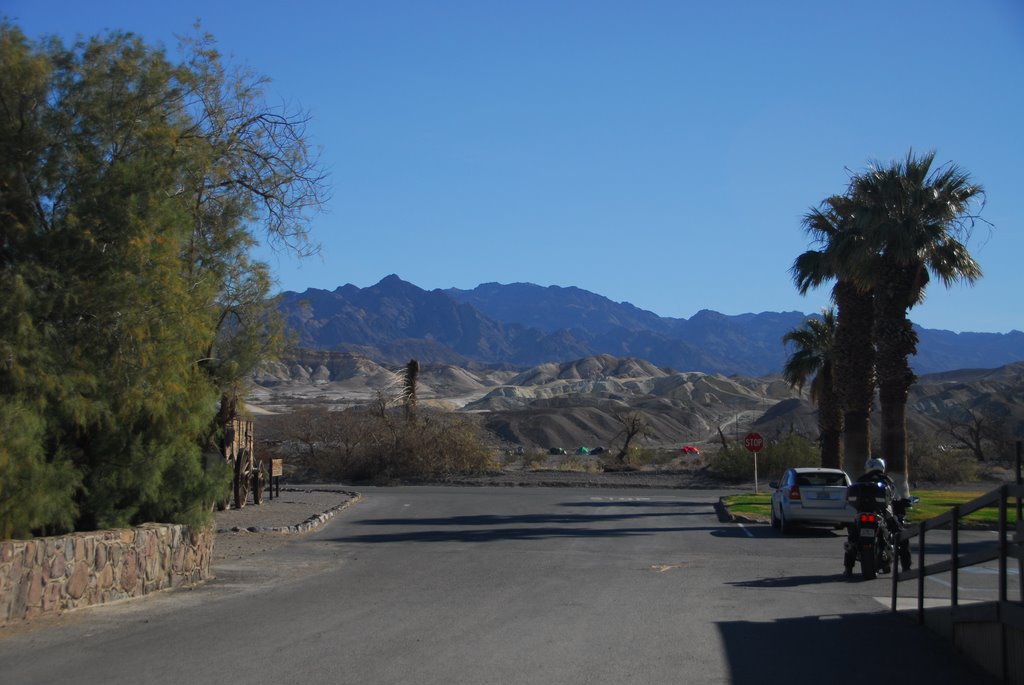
[0,523,214,623]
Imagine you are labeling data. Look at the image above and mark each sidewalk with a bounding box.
[213,486,361,533]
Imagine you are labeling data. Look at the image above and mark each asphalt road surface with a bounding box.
[0,487,999,684]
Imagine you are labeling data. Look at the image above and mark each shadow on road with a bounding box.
[770,527,844,538]
[327,504,744,542]
[323,523,735,544]
[717,612,997,684]
[560,500,712,509]
[726,573,850,588]
[350,510,685,527]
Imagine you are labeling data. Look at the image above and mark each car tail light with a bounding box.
[788,485,801,500]
[859,513,877,524]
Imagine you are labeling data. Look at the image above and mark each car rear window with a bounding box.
[796,473,847,486]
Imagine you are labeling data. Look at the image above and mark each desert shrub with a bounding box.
[909,439,979,483]
[706,446,753,482]
[912,453,979,483]
[558,458,601,473]
[401,410,497,479]
[707,434,819,483]
[268,405,495,483]
[527,458,547,471]
[625,447,676,467]
[497,449,522,467]
[759,434,820,482]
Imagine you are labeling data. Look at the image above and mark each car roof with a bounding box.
[789,467,848,474]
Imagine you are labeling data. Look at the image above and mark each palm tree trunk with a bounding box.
[873,263,918,498]
[818,364,843,469]
[832,281,874,471]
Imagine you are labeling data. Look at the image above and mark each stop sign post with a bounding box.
[744,432,764,492]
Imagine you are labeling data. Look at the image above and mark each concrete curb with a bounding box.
[216,489,362,534]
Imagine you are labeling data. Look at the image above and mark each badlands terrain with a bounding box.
[247,350,1024,454]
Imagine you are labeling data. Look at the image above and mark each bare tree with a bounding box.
[612,411,650,464]
[943,402,1016,462]
[323,408,372,464]
[716,426,730,451]
[277,407,335,474]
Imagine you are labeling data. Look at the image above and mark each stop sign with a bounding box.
[744,432,764,453]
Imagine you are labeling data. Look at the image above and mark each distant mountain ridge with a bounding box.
[275,275,1024,376]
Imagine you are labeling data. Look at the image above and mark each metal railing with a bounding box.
[891,482,1024,619]
[890,480,1024,682]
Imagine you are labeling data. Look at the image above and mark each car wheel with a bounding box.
[779,508,790,534]
[770,503,780,530]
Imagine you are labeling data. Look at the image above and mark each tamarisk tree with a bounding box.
[0,22,327,537]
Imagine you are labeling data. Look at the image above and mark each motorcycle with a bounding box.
[843,480,914,580]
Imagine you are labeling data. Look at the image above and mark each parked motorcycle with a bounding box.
[843,480,914,580]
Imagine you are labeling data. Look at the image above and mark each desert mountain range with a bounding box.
[251,276,1024,451]
[276,275,1024,376]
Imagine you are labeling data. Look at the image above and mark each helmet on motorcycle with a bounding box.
[864,457,886,473]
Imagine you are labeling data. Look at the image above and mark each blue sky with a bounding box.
[7,1,1023,333]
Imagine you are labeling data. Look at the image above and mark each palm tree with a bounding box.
[791,195,876,470]
[403,358,420,421]
[782,309,842,468]
[849,150,984,496]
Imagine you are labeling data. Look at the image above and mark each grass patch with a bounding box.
[721,493,771,518]
[907,490,1018,526]
[721,489,1020,527]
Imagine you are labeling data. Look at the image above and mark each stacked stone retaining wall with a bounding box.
[0,523,214,623]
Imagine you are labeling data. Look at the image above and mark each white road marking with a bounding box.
[737,523,754,538]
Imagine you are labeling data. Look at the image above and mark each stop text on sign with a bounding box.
[744,432,764,453]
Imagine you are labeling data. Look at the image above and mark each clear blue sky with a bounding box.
[7,1,1023,333]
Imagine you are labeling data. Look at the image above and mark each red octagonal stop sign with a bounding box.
[744,432,764,453]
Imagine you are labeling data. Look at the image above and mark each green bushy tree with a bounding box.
[0,22,325,536]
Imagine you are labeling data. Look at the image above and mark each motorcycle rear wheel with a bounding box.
[860,544,877,580]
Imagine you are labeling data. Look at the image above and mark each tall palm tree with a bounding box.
[850,150,984,496]
[783,309,842,468]
[791,195,876,470]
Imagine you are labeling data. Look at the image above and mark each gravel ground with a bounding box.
[211,487,360,563]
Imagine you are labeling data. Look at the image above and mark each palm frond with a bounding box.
[849,149,984,304]
[781,308,836,401]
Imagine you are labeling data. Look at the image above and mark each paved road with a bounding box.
[0,487,998,684]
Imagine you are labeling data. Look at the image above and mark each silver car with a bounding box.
[769,467,853,534]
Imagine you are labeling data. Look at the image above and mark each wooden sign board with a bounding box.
[270,459,283,478]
